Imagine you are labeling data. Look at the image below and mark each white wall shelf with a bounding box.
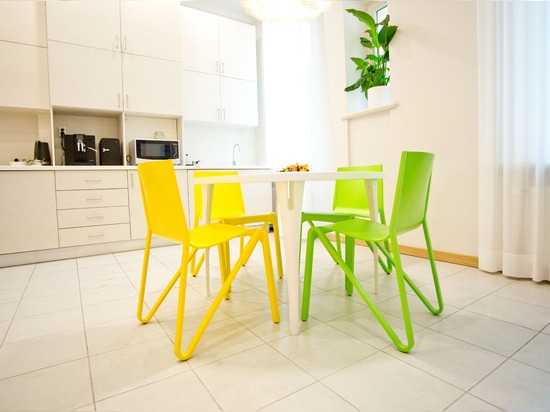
[341,102,398,121]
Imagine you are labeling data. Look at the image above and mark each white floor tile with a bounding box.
[1,236,550,411]
[470,359,550,411]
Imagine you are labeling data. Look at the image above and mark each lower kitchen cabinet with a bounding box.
[0,167,270,265]
[0,171,59,254]
[55,170,130,247]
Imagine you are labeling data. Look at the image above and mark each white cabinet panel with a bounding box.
[0,171,58,254]
[56,189,129,210]
[121,1,181,62]
[220,77,259,127]
[0,41,50,110]
[46,0,120,51]
[122,54,182,116]
[58,206,129,229]
[56,170,128,190]
[181,6,219,74]
[48,41,123,111]
[59,223,130,247]
[219,17,257,82]
[0,1,47,47]
[182,71,220,123]
[182,71,258,126]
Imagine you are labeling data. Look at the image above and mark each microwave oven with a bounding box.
[130,139,180,165]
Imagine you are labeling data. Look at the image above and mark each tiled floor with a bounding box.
[1,234,550,411]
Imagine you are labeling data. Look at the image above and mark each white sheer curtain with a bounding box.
[261,18,333,212]
[478,2,550,281]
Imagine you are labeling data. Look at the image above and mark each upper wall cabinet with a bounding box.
[46,0,182,116]
[46,0,181,62]
[0,1,47,47]
[181,7,257,82]
[0,2,49,110]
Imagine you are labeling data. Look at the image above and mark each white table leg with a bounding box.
[274,180,305,336]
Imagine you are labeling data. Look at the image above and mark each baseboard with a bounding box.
[326,233,478,268]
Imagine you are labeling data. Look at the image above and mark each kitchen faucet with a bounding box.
[232,143,240,166]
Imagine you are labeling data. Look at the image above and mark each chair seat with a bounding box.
[323,218,390,243]
[190,223,249,249]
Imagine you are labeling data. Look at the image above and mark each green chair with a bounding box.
[301,151,443,353]
[300,164,392,295]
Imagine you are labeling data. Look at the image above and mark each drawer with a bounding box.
[59,223,131,247]
[56,189,128,209]
[56,171,128,190]
[58,206,129,229]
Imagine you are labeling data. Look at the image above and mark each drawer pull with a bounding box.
[87,215,104,221]
[88,233,105,239]
[84,179,103,183]
[86,197,103,202]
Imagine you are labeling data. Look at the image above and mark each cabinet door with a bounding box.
[182,70,220,123]
[0,171,58,254]
[46,0,120,51]
[220,77,258,127]
[0,1,47,47]
[0,41,50,110]
[122,54,182,116]
[180,6,219,74]
[48,41,123,111]
[219,17,257,82]
[121,0,181,62]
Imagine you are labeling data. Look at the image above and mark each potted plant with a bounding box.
[344,8,398,107]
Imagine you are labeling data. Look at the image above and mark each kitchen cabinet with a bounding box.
[181,6,258,126]
[0,171,59,254]
[182,70,258,126]
[55,170,130,247]
[0,1,47,47]
[0,2,49,111]
[46,0,180,62]
[48,41,123,111]
[0,41,50,111]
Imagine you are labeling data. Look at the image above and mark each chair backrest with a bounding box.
[333,164,384,218]
[193,171,246,223]
[137,160,190,244]
[390,151,435,236]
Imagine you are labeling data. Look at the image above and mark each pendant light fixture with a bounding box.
[240,0,332,23]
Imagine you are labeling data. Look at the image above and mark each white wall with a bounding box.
[331,0,479,257]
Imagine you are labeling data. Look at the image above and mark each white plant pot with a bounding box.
[367,85,391,108]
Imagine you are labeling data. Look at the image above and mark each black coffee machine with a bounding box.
[63,134,96,165]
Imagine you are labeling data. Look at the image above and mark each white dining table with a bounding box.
[194,170,384,335]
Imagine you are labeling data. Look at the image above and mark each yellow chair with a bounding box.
[191,171,284,295]
[136,160,280,361]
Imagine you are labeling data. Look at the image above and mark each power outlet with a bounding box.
[59,126,67,137]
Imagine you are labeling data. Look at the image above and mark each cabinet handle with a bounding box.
[85,178,102,184]
[88,232,105,239]
[87,215,105,221]
[216,61,219,74]
[118,93,121,108]
[221,62,225,74]
[222,109,226,121]
[125,94,129,109]
[115,34,120,50]
[86,197,103,202]
[123,36,128,51]
[217,108,220,120]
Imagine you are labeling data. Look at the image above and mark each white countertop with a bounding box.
[0,164,274,171]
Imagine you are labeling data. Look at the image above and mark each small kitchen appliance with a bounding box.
[130,138,180,165]
[99,138,122,165]
[63,134,96,166]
